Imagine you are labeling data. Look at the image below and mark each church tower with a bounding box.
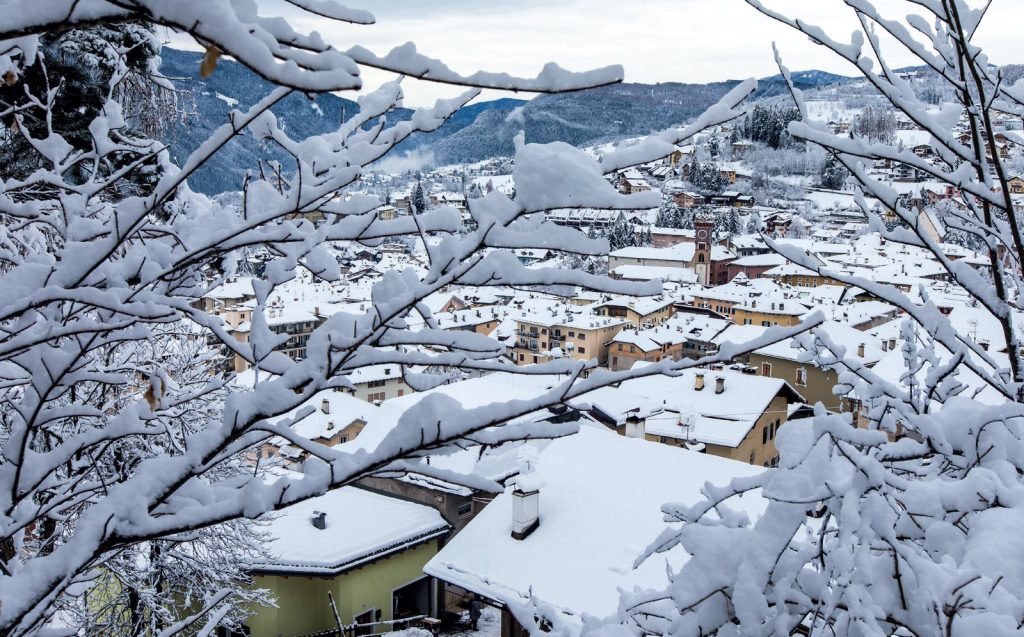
[693,211,715,286]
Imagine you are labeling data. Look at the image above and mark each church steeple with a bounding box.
[693,210,715,286]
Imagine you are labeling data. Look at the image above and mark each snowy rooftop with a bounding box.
[424,426,765,620]
[576,366,801,447]
[253,482,448,575]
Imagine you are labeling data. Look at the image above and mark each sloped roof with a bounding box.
[253,483,449,575]
[424,426,765,620]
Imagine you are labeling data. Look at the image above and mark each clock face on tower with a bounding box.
[697,229,707,239]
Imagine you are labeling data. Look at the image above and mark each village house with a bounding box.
[762,262,849,288]
[689,273,810,327]
[253,390,376,466]
[511,310,630,366]
[747,321,886,413]
[196,277,256,313]
[673,190,705,208]
[591,295,675,328]
[725,253,789,281]
[650,226,696,247]
[229,303,323,373]
[346,364,413,403]
[246,481,450,637]
[606,313,731,370]
[582,366,804,466]
[423,426,767,637]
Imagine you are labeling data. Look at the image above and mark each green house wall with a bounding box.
[247,539,441,637]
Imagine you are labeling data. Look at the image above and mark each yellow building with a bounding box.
[592,295,675,328]
[246,485,450,637]
[512,314,629,366]
[585,368,804,467]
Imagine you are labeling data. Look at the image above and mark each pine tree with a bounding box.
[656,198,679,227]
[819,155,848,190]
[745,212,762,234]
[607,212,635,250]
[412,181,427,214]
[721,208,742,236]
[707,136,720,157]
[678,207,695,230]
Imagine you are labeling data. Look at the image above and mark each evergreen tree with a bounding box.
[678,207,695,230]
[686,156,700,185]
[819,155,848,190]
[640,224,653,246]
[722,208,742,236]
[745,212,762,234]
[697,163,725,194]
[607,212,635,250]
[707,136,720,157]
[656,198,679,227]
[412,181,427,214]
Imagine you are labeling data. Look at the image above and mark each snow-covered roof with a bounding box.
[254,483,449,575]
[610,264,698,284]
[731,253,789,268]
[576,366,801,448]
[424,426,765,621]
[756,321,886,365]
[203,277,255,301]
[610,243,735,263]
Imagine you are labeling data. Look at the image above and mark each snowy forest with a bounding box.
[1,1,1024,636]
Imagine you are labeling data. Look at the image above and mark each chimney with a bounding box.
[715,376,725,394]
[326,421,335,431]
[512,488,540,540]
[889,338,897,351]
[695,372,705,391]
[321,398,330,414]
[511,448,541,540]
[311,511,326,530]
[857,343,865,358]
[624,410,646,439]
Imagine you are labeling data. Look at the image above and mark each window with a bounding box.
[339,435,349,443]
[397,389,404,396]
[368,392,386,402]
[367,379,386,388]
[568,331,575,337]
[749,452,756,464]
[761,362,772,376]
[578,347,586,354]
[762,426,769,445]
[761,320,771,327]
[795,368,807,386]
[457,501,473,518]
[612,356,618,366]
[519,353,525,361]
[743,318,752,325]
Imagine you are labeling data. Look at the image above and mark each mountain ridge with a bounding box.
[159,48,852,193]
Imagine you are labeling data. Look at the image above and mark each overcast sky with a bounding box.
[172,1,1024,106]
